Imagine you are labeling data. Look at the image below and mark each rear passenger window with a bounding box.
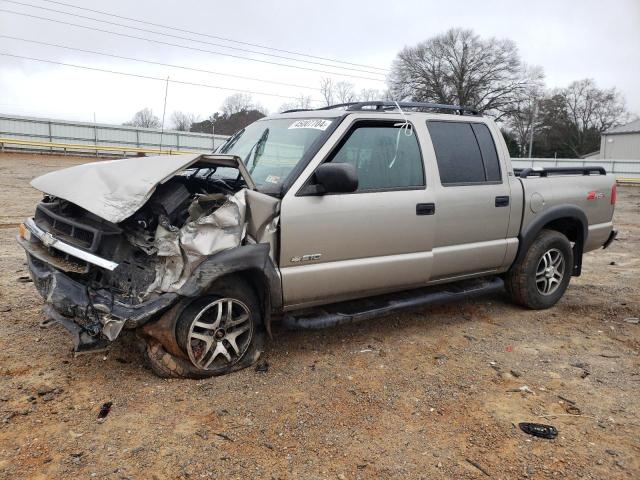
[427,121,502,185]
[329,122,424,191]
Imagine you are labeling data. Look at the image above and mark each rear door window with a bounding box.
[427,121,502,185]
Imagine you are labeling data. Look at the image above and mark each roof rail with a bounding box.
[281,101,480,115]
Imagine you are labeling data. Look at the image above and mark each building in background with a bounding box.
[598,119,640,160]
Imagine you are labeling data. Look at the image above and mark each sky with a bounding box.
[0,0,639,126]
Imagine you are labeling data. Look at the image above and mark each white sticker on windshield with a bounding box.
[288,119,332,131]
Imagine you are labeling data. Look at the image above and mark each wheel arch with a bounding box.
[176,244,282,337]
[516,205,588,276]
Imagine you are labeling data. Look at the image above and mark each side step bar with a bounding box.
[282,277,504,330]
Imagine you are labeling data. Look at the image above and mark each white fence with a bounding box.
[0,113,228,156]
[510,158,640,181]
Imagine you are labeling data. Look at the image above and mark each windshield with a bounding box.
[218,118,334,187]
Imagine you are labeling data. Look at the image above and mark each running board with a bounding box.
[282,277,504,330]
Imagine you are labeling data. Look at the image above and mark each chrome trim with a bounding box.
[24,217,119,271]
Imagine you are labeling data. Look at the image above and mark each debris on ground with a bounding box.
[518,422,558,439]
[508,385,534,394]
[255,361,269,373]
[16,276,32,283]
[466,458,491,476]
[0,306,11,313]
[97,402,113,421]
[623,317,639,324]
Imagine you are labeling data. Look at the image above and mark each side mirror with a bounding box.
[313,163,358,194]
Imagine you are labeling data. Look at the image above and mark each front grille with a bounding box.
[35,203,98,251]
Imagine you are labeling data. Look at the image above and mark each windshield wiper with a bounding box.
[218,128,245,153]
[245,128,269,173]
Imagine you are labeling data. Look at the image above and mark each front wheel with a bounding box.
[506,229,573,309]
[145,278,264,379]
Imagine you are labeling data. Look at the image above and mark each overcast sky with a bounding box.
[1,0,639,126]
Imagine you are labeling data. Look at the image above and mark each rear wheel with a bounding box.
[506,229,573,309]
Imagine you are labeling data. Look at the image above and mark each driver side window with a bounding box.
[329,121,425,191]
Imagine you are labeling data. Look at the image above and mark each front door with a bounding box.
[279,118,436,310]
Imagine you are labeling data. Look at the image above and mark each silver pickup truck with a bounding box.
[17,101,617,378]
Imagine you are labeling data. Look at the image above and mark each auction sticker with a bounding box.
[288,119,332,130]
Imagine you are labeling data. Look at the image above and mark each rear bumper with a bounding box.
[22,249,178,352]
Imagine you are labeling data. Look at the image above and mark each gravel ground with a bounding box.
[0,152,638,480]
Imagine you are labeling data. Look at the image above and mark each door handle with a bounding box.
[495,196,510,207]
[416,203,435,215]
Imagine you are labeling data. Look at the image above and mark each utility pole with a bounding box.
[159,76,169,153]
[528,101,538,158]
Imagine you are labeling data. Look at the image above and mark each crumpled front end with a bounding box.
[18,154,280,354]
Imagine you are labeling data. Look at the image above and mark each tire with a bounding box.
[169,278,265,378]
[506,229,573,309]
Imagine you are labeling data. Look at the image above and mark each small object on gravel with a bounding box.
[580,370,590,379]
[466,458,490,476]
[255,361,269,373]
[0,305,11,313]
[16,276,32,283]
[557,395,576,405]
[39,317,56,328]
[609,261,617,265]
[564,404,581,415]
[214,432,233,442]
[510,369,522,378]
[623,317,639,324]
[518,422,558,439]
[508,385,533,394]
[97,401,113,420]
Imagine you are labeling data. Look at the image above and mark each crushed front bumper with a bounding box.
[21,247,178,354]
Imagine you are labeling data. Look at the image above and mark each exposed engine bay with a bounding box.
[20,154,280,347]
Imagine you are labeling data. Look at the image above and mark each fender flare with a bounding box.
[515,205,588,276]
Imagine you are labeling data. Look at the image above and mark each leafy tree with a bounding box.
[123,108,161,128]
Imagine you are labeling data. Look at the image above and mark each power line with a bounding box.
[0,8,386,82]
[0,51,324,102]
[1,35,323,92]
[35,0,389,73]
[1,0,387,77]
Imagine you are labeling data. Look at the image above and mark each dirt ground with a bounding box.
[0,151,638,480]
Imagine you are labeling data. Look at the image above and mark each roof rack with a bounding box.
[281,101,480,116]
[344,101,479,115]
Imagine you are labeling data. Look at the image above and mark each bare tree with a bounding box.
[562,79,627,134]
[358,88,382,102]
[335,81,357,104]
[278,94,313,112]
[170,111,199,131]
[123,108,161,128]
[388,28,543,117]
[221,93,265,116]
[503,71,545,156]
[558,79,628,156]
[320,78,335,106]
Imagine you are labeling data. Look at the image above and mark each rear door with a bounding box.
[279,116,436,309]
[425,120,513,279]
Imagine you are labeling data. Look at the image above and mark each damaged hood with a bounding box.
[30,154,255,224]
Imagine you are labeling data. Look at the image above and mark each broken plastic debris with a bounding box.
[518,422,558,439]
[623,317,639,324]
